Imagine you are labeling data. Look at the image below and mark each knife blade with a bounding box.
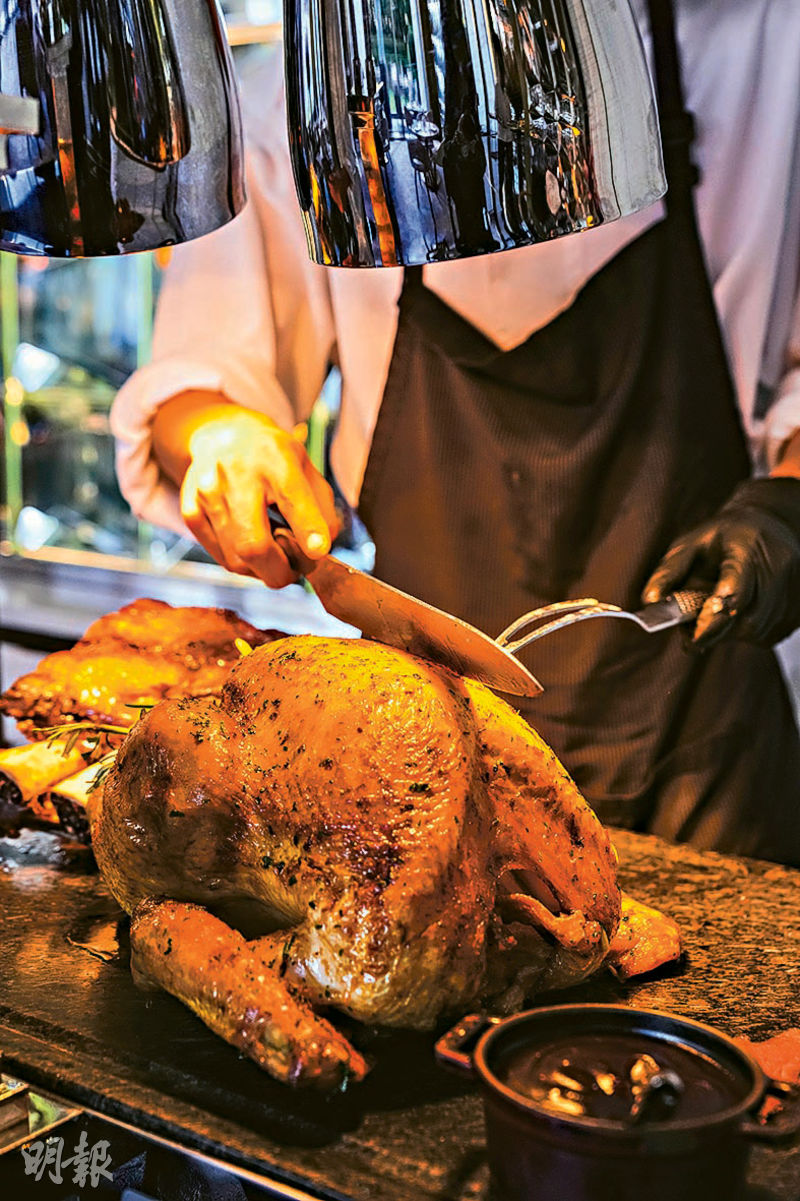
[271,523,544,698]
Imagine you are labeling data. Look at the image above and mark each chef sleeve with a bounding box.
[111,59,336,535]
[763,284,800,469]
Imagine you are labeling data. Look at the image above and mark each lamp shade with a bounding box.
[284,0,666,267]
[0,0,245,257]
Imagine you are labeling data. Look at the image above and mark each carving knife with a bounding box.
[270,521,544,697]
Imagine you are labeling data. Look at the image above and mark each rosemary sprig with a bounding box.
[87,753,119,794]
[40,702,153,761]
[41,722,128,759]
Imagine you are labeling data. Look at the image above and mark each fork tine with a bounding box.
[499,602,624,655]
[496,599,603,646]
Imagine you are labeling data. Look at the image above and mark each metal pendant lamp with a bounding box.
[0,0,245,257]
[284,0,666,267]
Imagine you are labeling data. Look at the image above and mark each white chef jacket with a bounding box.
[112,0,800,537]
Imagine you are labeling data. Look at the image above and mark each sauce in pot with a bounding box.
[499,1033,744,1124]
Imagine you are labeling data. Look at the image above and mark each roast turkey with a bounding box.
[91,634,679,1089]
[0,598,281,735]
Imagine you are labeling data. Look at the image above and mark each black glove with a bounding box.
[642,477,800,648]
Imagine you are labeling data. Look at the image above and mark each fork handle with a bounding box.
[664,590,709,620]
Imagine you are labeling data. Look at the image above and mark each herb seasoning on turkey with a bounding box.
[89,634,681,1090]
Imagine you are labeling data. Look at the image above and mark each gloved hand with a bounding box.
[642,477,800,648]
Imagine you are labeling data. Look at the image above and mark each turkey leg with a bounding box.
[130,898,369,1089]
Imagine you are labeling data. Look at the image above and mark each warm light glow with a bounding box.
[21,256,50,273]
[9,419,30,447]
[5,376,24,406]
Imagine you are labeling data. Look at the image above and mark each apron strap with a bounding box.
[402,264,424,295]
[646,0,700,194]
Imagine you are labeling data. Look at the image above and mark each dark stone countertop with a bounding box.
[0,826,798,1200]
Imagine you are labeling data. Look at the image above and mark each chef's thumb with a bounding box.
[275,489,332,560]
[691,600,735,649]
[642,540,699,605]
[692,557,748,648]
[299,527,331,557]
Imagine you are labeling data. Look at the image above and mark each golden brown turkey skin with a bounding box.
[130,898,369,1089]
[93,636,621,1063]
[0,599,280,734]
[607,893,683,979]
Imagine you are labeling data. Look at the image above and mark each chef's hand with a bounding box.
[151,392,340,587]
[642,477,800,648]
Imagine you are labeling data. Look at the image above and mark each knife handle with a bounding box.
[266,505,317,577]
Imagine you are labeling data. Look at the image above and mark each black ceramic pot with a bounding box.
[436,1005,800,1201]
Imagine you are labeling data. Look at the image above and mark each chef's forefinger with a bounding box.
[642,540,699,605]
[182,469,258,580]
[212,466,296,588]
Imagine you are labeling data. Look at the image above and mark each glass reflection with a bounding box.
[0,0,244,256]
[285,0,666,266]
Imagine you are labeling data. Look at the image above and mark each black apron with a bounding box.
[358,0,800,865]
